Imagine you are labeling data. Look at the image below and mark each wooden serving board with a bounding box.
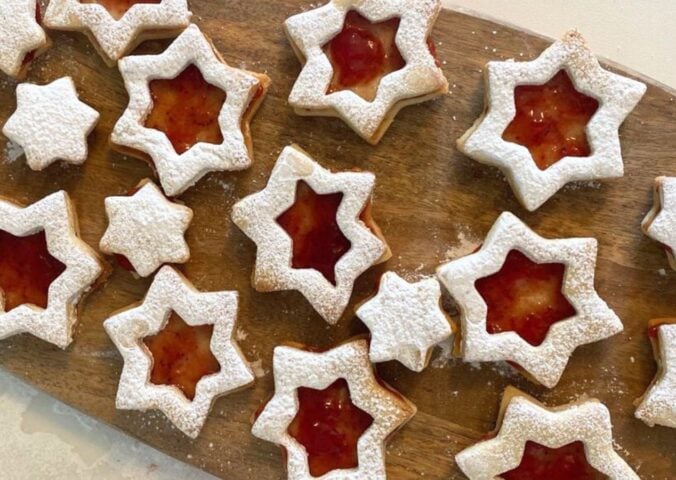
[1,1,674,478]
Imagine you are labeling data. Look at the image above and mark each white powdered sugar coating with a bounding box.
[111,24,266,196]
[642,176,676,271]
[0,191,104,349]
[457,30,646,211]
[103,266,254,439]
[635,324,676,428]
[44,0,190,65]
[251,339,416,480]
[436,212,623,388]
[285,0,448,144]
[99,180,193,277]
[356,272,453,371]
[2,77,99,171]
[0,0,48,77]
[231,145,390,324]
[456,388,639,479]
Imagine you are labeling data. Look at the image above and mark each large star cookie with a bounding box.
[0,0,49,78]
[642,176,676,271]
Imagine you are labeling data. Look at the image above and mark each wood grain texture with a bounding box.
[1,1,675,478]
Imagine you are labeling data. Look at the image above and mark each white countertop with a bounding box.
[2,1,675,479]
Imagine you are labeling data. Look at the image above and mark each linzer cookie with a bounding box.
[642,176,676,271]
[0,0,49,79]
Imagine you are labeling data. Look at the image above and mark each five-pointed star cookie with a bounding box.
[356,272,453,371]
[642,176,676,271]
[437,212,623,388]
[457,30,646,211]
[99,180,193,277]
[0,191,104,348]
[3,77,99,171]
[251,339,416,480]
[0,0,49,78]
[103,266,254,438]
[456,387,639,479]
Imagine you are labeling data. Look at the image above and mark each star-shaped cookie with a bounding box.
[456,387,639,479]
[457,31,646,211]
[0,0,49,78]
[642,176,676,271]
[111,24,270,196]
[356,272,453,371]
[99,179,193,277]
[437,212,623,388]
[3,77,99,171]
[251,339,416,480]
[0,191,104,348]
[285,0,448,144]
[103,266,254,438]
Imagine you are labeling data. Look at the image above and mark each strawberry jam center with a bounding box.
[143,312,221,401]
[145,64,226,155]
[276,181,352,286]
[475,250,576,346]
[287,378,374,477]
[502,70,599,170]
[501,441,606,480]
[79,0,162,20]
[0,230,66,311]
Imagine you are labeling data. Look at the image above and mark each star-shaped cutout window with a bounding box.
[78,0,162,20]
[500,441,605,480]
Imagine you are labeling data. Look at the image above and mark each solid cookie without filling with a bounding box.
[231,145,391,324]
[457,30,646,211]
[437,212,623,388]
[284,0,448,144]
[455,387,639,480]
[103,266,254,438]
[0,191,104,348]
[642,176,676,271]
[251,339,416,479]
[44,0,191,66]
[111,24,270,196]
[0,0,50,79]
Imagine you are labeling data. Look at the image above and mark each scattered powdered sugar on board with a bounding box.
[444,226,481,261]
[3,141,24,163]
[430,337,455,368]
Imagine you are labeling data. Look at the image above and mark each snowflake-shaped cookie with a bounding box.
[0,0,49,78]
[3,77,99,171]
[251,339,416,480]
[457,31,646,211]
[103,266,254,438]
[642,176,676,271]
[456,387,639,479]
[0,191,104,348]
[44,0,191,66]
[99,179,193,277]
[285,0,448,144]
[436,212,623,388]
[356,272,453,371]
[231,145,390,324]
[635,321,676,428]
[111,24,269,196]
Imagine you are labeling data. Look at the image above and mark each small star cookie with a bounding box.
[0,0,49,79]
[642,176,676,271]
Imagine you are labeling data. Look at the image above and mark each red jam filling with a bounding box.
[475,250,576,346]
[502,70,600,170]
[501,441,606,480]
[276,181,352,286]
[0,230,66,311]
[287,378,374,477]
[145,64,226,155]
[143,312,221,401]
[79,0,162,20]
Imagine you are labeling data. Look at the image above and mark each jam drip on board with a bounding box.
[143,312,221,401]
[475,250,576,346]
[287,378,374,477]
[502,70,599,170]
[0,230,66,311]
[79,0,162,21]
[500,441,606,480]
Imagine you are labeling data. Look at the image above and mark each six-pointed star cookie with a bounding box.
[437,212,623,388]
[251,339,416,480]
[231,145,391,324]
[356,272,453,371]
[44,0,191,66]
[111,24,270,196]
[642,176,676,271]
[285,0,448,144]
[0,191,104,348]
[0,0,49,78]
[103,266,254,438]
[3,77,99,171]
[457,30,646,211]
[456,387,639,479]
